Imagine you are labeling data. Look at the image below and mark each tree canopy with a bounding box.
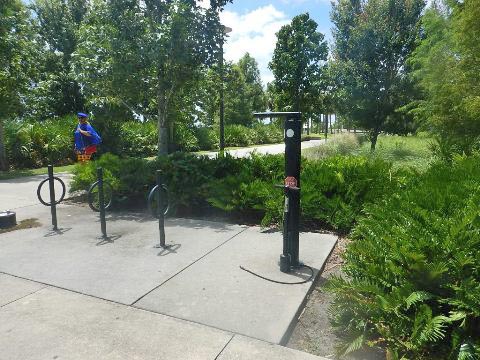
[29,0,87,118]
[408,0,480,157]
[331,0,424,149]
[269,13,328,123]
[0,0,39,169]
[73,0,231,155]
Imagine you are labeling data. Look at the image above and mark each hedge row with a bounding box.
[70,152,405,232]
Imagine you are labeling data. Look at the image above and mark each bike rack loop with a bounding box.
[147,170,169,248]
[86,167,115,239]
[37,164,66,230]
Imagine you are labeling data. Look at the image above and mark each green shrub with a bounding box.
[5,116,75,168]
[70,152,402,232]
[120,121,157,157]
[70,153,122,194]
[225,125,256,147]
[328,155,480,359]
[252,124,283,144]
[206,154,284,224]
[195,127,219,150]
[70,152,215,209]
[174,123,199,152]
[300,155,404,232]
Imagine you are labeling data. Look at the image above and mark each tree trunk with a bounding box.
[306,118,310,135]
[370,131,379,151]
[157,84,169,156]
[329,115,333,134]
[324,114,328,140]
[0,121,8,171]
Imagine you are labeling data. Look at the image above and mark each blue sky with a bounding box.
[218,0,334,84]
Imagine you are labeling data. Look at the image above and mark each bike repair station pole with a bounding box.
[48,165,58,230]
[156,170,166,248]
[254,112,302,273]
[97,167,107,239]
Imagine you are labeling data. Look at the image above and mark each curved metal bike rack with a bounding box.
[37,177,66,206]
[37,165,66,230]
[148,170,169,248]
[88,168,112,239]
[87,180,113,212]
[147,184,170,218]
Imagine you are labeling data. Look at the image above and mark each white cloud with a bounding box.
[220,5,290,85]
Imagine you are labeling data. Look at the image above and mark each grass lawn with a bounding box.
[0,164,76,181]
[303,133,435,171]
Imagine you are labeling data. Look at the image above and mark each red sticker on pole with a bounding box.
[284,176,297,188]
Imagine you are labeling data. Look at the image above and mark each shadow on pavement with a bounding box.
[156,243,182,256]
[44,227,72,237]
[95,234,122,246]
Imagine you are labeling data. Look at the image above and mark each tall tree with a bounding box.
[237,52,266,115]
[224,62,253,126]
[408,0,480,157]
[29,0,87,118]
[331,0,424,150]
[0,0,38,170]
[269,13,328,123]
[195,53,266,128]
[73,0,231,155]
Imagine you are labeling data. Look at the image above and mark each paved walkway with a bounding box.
[203,139,325,158]
[0,172,333,359]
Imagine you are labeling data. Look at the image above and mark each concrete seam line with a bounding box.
[214,334,236,360]
[0,272,242,339]
[0,271,130,307]
[130,226,249,306]
[0,285,48,308]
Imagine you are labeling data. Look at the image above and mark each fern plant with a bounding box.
[327,155,480,359]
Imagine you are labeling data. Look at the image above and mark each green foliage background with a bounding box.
[407,0,480,158]
[3,116,283,169]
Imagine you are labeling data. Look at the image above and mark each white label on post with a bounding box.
[286,129,294,138]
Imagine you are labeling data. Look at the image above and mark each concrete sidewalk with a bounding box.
[1,175,334,359]
[1,172,72,210]
[0,274,325,359]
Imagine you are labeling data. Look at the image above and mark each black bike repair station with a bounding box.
[254,112,301,273]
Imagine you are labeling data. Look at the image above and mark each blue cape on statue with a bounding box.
[74,123,102,151]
